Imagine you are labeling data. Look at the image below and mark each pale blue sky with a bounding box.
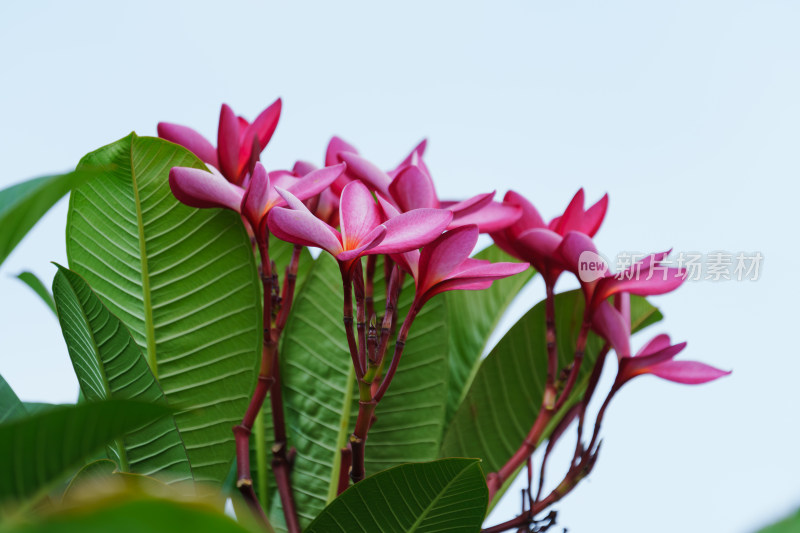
[1,1,797,531]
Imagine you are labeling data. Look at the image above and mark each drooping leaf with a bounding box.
[305,458,488,533]
[444,245,534,424]
[63,459,118,497]
[15,272,56,314]
[439,291,662,501]
[0,399,171,504]
[0,374,26,423]
[0,495,257,533]
[52,265,192,483]
[0,168,102,268]
[66,134,261,484]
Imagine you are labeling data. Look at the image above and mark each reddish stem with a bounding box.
[337,445,353,495]
[341,267,365,378]
[543,281,558,409]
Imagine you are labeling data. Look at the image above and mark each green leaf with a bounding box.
[757,508,800,533]
[439,291,662,497]
[0,169,101,268]
[52,265,192,483]
[0,374,26,423]
[15,272,56,314]
[0,399,172,504]
[63,459,118,497]
[348,272,450,475]
[66,134,261,484]
[0,495,256,533]
[267,253,354,528]
[444,245,534,424]
[305,458,488,533]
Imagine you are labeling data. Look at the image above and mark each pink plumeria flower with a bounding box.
[168,162,344,236]
[159,99,282,185]
[558,231,686,314]
[267,180,453,272]
[490,189,608,285]
[290,160,341,227]
[394,224,530,307]
[335,146,521,233]
[593,300,730,385]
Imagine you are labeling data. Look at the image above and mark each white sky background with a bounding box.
[0,1,797,531]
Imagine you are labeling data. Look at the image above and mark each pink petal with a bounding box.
[444,192,495,218]
[241,163,270,227]
[591,301,631,358]
[169,167,244,212]
[287,163,346,204]
[376,194,402,221]
[388,138,428,178]
[597,269,685,302]
[293,160,317,176]
[369,208,453,255]
[627,341,687,372]
[448,200,522,233]
[337,152,392,197]
[556,231,598,273]
[246,98,282,153]
[157,123,219,168]
[388,165,438,211]
[581,194,609,237]
[614,292,631,331]
[339,180,381,249]
[217,103,243,183]
[267,188,343,255]
[503,190,546,233]
[649,360,731,385]
[420,260,528,303]
[325,136,359,166]
[518,228,564,263]
[553,188,585,235]
[634,334,672,358]
[337,226,387,262]
[418,226,479,293]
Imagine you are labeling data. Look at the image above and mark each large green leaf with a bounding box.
[66,134,261,484]
[52,265,192,483]
[757,508,800,533]
[269,254,450,529]
[347,272,450,475]
[439,291,662,483]
[0,374,26,423]
[15,272,56,314]
[0,169,101,268]
[305,458,488,533]
[444,245,534,424]
[0,495,256,533]
[267,253,353,529]
[0,399,171,504]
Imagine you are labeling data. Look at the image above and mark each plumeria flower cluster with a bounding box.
[160,100,729,532]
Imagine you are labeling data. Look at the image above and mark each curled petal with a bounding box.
[445,191,495,218]
[582,194,609,237]
[169,167,244,212]
[557,231,598,273]
[626,341,688,373]
[503,190,547,233]
[376,193,402,221]
[241,163,270,227]
[389,165,438,211]
[596,268,686,303]
[157,123,219,168]
[553,188,585,234]
[325,136,359,166]
[448,200,522,233]
[635,333,672,358]
[247,98,282,152]
[337,226,387,262]
[268,188,343,255]
[649,360,731,385]
[339,180,381,249]
[218,103,243,182]
[293,160,317,176]
[518,228,564,264]
[369,208,453,255]
[418,226,479,293]
[287,163,346,204]
[389,138,429,178]
[337,152,392,197]
[592,301,631,358]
